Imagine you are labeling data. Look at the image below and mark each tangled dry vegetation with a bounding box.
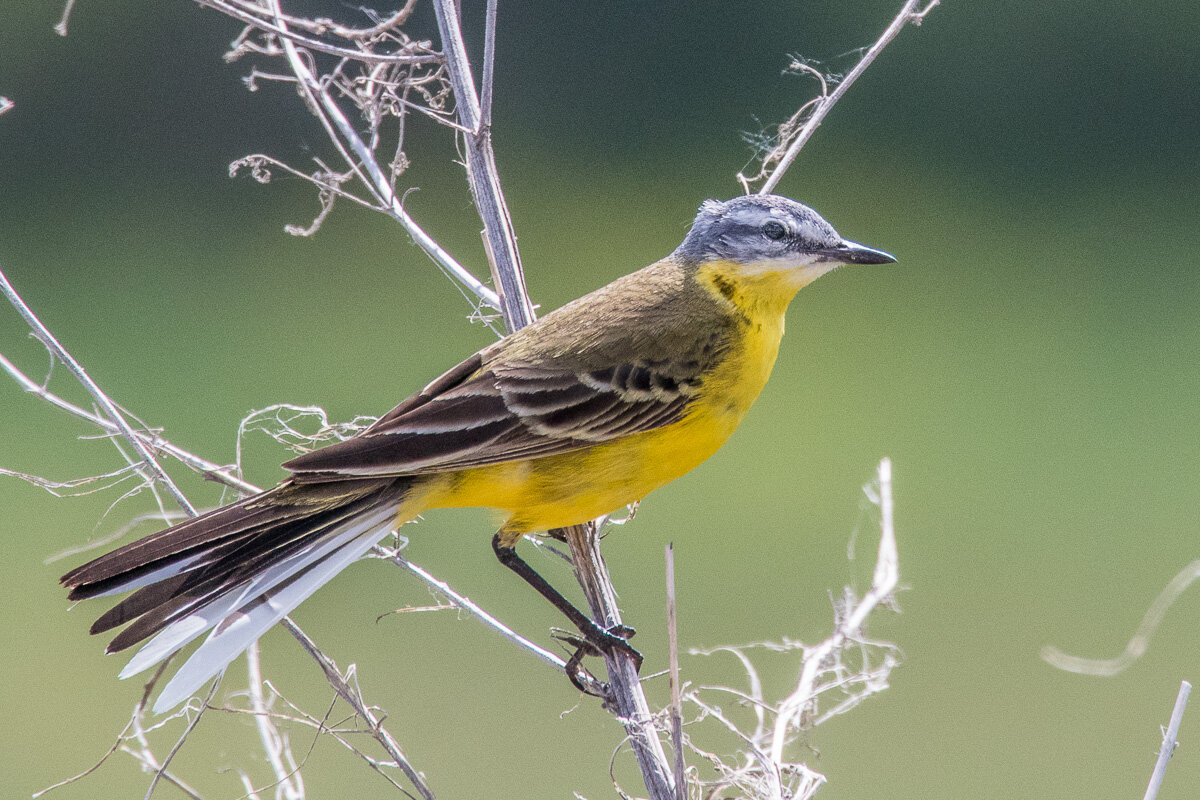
[2,1,947,797]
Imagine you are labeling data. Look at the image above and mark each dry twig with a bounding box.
[3,268,439,797]
[0,269,194,515]
[1043,559,1200,677]
[741,0,940,194]
[1144,680,1191,800]
[678,458,901,800]
[665,543,687,800]
[11,0,925,796]
[769,459,899,765]
[245,642,306,800]
[280,618,435,800]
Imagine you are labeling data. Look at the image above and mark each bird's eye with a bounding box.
[761,221,787,241]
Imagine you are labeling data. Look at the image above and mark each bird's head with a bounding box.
[676,194,895,290]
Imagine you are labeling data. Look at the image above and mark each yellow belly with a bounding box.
[420,305,787,539]
[432,406,739,535]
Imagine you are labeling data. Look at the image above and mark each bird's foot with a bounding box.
[595,623,642,671]
[553,623,643,703]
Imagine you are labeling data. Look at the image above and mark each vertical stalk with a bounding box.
[431,9,677,795]
[432,0,534,332]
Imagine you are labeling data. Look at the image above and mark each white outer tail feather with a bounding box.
[110,506,398,713]
[88,552,208,599]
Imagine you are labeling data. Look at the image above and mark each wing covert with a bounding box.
[282,357,703,481]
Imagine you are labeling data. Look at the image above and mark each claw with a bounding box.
[565,647,608,697]
[553,623,643,694]
[593,625,643,671]
[608,623,636,641]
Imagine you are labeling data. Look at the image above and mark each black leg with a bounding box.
[492,533,643,675]
[565,644,606,697]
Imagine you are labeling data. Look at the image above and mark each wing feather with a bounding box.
[284,354,705,481]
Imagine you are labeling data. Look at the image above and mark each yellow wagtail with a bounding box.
[62,194,895,710]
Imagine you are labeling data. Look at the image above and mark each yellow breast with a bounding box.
[427,261,800,537]
[438,332,785,537]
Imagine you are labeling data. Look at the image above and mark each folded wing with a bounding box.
[283,354,705,481]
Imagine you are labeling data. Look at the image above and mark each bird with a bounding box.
[61,193,895,712]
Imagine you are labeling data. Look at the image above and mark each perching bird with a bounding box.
[62,194,895,711]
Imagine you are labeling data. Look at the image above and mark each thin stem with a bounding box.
[280,618,436,800]
[666,543,687,800]
[1143,680,1191,800]
[0,351,261,496]
[246,642,305,800]
[432,0,534,331]
[758,0,939,195]
[481,0,498,129]
[54,0,79,35]
[264,1,499,311]
[198,0,438,65]
[1042,559,1200,677]
[565,523,676,800]
[143,678,221,800]
[0,267,195,515]
[232,0,420,39]
[430,9,675,795]
[374,545,567,670]
[768,457,898,767]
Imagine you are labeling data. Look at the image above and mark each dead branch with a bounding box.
[0,269,195,514]
[10,1,928,796]
[280,618,435,800]
[678,458,900,800]
[1043,559,1200,677]
[245,642,306,800]
[1144,680,1191,800]
[742,0,940,195]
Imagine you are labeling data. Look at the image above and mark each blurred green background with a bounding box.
[3,0,1199,797]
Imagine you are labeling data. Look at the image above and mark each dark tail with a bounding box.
[62,477,409,712]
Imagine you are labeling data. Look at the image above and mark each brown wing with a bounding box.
[282,353,703,482]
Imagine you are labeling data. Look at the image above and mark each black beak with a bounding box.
[819,239,897,265]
